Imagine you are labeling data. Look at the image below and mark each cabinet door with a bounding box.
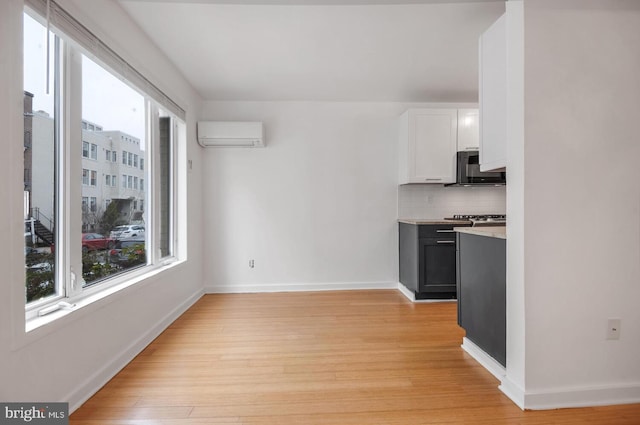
[479,14,507,171]
[399,109,457,184]
[457,109,479,151]
[419,238,457,294]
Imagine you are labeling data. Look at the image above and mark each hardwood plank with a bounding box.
[69,290,640,425]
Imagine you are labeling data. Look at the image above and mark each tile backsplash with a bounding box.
[398,184,506,219]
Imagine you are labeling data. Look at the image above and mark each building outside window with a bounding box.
[90,143,97,160]
[82,169,89,185]
[82,141,89,158]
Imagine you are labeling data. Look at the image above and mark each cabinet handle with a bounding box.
[436,241,456,244]
[436,230,455,233]
[465,147,479,150]
[424,178,442,181]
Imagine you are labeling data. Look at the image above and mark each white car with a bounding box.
[110,225,145,240]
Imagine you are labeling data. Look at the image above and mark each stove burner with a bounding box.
[451,214,506,221]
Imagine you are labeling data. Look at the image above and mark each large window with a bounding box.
[23,5,184,322]
[23,13,59,304]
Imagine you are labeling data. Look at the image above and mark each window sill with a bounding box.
[23,258,185,336]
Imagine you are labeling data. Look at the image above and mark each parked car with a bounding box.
[82,233,115,253]
[110,225,145,240]
[108,236,146,267]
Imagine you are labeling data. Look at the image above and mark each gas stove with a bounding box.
[446,214,507,227]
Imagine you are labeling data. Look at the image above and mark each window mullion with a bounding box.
[65,44,85,298]
[148,102,160,265]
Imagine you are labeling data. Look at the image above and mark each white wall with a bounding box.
[398,185,505,219]
[201,101,507,293]
[201,101,404,292]
[0,0,203,411]
[505,0,640,409]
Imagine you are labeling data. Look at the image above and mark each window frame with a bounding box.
[23,5,185,326]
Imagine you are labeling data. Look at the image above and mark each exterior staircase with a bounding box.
[33,220,54,246]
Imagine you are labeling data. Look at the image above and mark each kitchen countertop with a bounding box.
[454,226,506,240]
[398,218,472,225]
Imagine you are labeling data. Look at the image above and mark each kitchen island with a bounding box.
[455,225,506,376]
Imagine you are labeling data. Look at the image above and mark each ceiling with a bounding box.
[118,0,505,102]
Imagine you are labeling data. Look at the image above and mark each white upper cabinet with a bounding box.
[398,109,457,184]
[457,109,480,151]
[479,13,507,172]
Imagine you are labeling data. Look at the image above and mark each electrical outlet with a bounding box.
[249,259,255,269]
[606,318,621,340]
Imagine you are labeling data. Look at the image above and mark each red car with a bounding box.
[82,233,115,253]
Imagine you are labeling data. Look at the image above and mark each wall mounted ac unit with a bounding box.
[197,121,265,148]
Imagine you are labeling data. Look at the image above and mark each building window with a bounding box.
[23,6,184,323]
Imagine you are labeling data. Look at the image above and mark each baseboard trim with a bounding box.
[397,283,457,303]
[65,288,204,413]
[205,281,398,294]
[518,383,640,411]
[499,376,526,410]
[498,365,640,411]
[397,283,415,301]
[461,337,506,382]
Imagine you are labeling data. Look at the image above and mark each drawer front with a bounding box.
[418,224,459,239]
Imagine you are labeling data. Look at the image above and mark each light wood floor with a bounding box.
[70,290,640,424]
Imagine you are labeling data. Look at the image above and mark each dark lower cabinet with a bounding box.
[399,222,470,300]
[457,232,506,366]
